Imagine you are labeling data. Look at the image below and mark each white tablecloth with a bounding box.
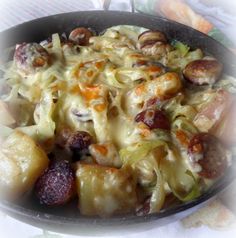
[1,209,236,238]
[0,0,236,237]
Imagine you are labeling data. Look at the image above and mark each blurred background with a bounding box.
[0,0,235,47]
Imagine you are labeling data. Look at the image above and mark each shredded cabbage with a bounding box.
[154,129,172,142]
[120,140,166,213]
[119,140,166,165]
[172,116,198,135]
[51,33,63,60]
[215,74,236,94]
[170,170,200,202]
[159,146,200,202]
[164,94,197,121]
[18,90,56,145]
[148,156,166,212]
[104,67,148,89]
[120,139,201,204]
[167,47,203,70]
[171,40,190,57]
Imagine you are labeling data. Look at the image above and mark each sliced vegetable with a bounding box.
[159,145,200,202]
[167,47,203,70]
[18,90,56,151]
[170,170,200,202]
[148,156,166,212]
[136,159,165,215]
[120,141,166,213]
[171,40,190,57]
[52,33,63,59]
[172,116,199,148]
[104,67,148,89]
[119,140,166,165]
[172,116,198,135]
[164,94,197,121]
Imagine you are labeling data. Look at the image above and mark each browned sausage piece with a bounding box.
[138,30,167,49]
[35,160,75,206]
[69,27,94,46]
[132,61,167,78]
[135,108,170,130]
[141,42,171,57]
[137,30,171,58]
[183,59,223,85]
[66,131,93,155]
[14,43,50,74]
[188,133,230,179]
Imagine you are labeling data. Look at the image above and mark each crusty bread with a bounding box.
[181,199,236,229]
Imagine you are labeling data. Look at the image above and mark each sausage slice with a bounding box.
[14,43,50,74]
[69,27,94,46]
[188,133,230,179]
[183,59,223,85]
[35,160,75,206]
[135,108,170,130]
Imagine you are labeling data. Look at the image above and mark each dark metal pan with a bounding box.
[0,10,235,236]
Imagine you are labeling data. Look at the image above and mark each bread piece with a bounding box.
[181,199,236,229]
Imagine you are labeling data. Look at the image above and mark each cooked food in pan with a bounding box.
[0,25,235,217]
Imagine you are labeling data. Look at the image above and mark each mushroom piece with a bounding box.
[137,30,171,58]
[69,27,94,46]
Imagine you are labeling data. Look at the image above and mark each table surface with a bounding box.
[0,0,236,237]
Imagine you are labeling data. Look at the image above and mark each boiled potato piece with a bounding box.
[76,164,137,216]
[0,130,49,200]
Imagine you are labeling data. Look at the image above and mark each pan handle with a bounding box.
[103,0,135,13]
[103,0,111,10]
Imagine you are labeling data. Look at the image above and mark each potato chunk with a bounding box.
[0,130,49,200]
[76,164,137,216]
